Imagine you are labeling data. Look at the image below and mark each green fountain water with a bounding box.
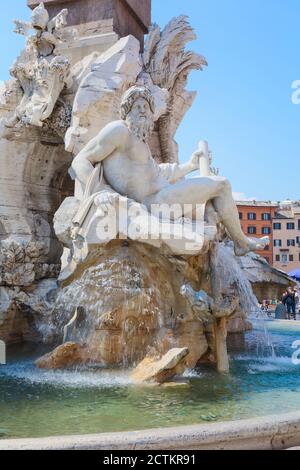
[1,320,300,440]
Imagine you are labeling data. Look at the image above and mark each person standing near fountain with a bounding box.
[283,287,297,320]
[71,86,269,257]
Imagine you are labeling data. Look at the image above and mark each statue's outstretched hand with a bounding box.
[189,141,209,171]
[189,150,202,171]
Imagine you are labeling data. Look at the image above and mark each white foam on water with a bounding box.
[235,354,298,374]
[182,369,203,378]
[0,361,134,389]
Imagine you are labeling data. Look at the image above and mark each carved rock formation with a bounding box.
[0,239,59,344]
[131,347,190,384]
[41,242,210,369]
[35,341,86,369]
[0,5,76,344]
[143,16,207,163]
[0,4,270,379]
[65,35,143,154]
[1,3,73,138]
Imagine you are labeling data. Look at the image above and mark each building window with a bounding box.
[262,213,271,221]
[287,239,295,247]
[239,212,243,220]
[298,219,300,230]
[274,240,282,247]
[296,236,300,245]
[262,227,271,235]
[281,254,288,263]
[248,226,256,235]
[276,255,280,262]
[273,223,281,230]
[289,255,294,262]
[248,212,256,220]
[287,223,295,230]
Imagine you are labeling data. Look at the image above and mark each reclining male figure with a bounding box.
[71,86,268,256]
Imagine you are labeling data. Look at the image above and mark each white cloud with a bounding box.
[233,192,257,202]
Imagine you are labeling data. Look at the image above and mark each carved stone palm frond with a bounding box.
[143,23,161,69]
[143,16,207,163]
[144,16,206,91]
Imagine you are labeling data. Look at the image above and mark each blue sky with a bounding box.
[0,0,299,201]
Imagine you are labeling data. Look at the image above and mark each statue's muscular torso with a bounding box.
[99,121,169,203]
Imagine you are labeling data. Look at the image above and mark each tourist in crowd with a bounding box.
[282,287,297,320]
[294,288,299,314]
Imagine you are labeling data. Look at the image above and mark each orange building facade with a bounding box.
[237,202,279,265]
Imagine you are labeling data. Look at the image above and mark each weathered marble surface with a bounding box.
[65,35,143,154]
[28,0,151,48]
[2,4,73,133]
[237,249,294,301]
[0,2,271,377]
[41,242,210,368]
[0,3,120,343]
[2,411,300,450]
[36,341,86,369]
[131,348,189,384]
[143,16,207,163]
[36,11,270,372]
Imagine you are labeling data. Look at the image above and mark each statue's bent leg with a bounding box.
[145,177,269,255]
[145,176,228,207]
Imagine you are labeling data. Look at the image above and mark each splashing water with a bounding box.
[217,244,259,314]
[217,244,276,358]
[0,360,134,389]
[39,256,166,367]
[251,315,276,359]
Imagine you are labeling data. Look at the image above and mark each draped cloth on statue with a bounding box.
[54,163,217,281]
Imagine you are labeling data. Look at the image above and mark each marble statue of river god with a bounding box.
[71,85,268,256]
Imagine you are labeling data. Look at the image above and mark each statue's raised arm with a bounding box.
[68,85,269,257]
[71,120,130,199]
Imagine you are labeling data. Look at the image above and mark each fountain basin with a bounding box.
[1,411,300,450]
[1,320,300,447]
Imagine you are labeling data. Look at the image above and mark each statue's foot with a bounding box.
[234,236,269,257]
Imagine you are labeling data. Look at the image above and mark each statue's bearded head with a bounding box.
[120,86,155,143]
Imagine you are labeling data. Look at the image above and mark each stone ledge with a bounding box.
[28,0,74,6]
[27,0,151,31]
[1,411,300,450]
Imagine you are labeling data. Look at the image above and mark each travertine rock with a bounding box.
[0,11,213,357]
[45,242,209,368]
[0,239,59,287]
[0,3,272,380]
[65,15,207,164]
[0,3,75,295]
[65,35,142,154]
[236,249,293,302]
[227,315,252,334]
[131,348,189,384]
[35,341,86,369]
[0,279,58,344]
